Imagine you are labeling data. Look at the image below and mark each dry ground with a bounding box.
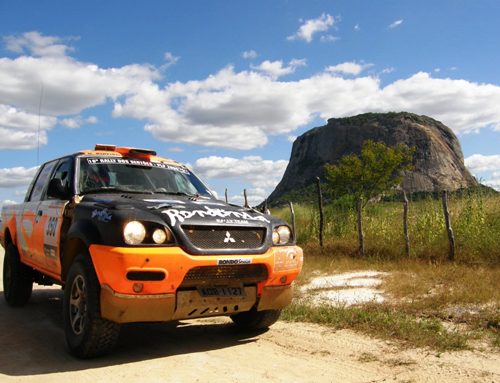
[0,248,498,383]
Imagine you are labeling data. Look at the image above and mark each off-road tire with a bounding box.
[63,254,120,358]
[3,244,33,307]
[230,308,282,330]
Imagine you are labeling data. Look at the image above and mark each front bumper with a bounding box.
[89,244,302,323]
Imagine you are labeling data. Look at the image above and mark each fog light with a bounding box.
[152,228,167,244]
[133,283,144,293]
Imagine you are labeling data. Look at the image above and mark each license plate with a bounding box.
[198,286,244,297]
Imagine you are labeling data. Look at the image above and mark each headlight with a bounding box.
[124,221,146,245]
[152,228,172,244]
[272,225,291,245]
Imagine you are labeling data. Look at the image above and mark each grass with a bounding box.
[273,192,500,350]
[274,192,500,265]
[282,302,469,351]
[283,253,500,351]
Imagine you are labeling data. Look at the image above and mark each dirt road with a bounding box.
[0,248,498,383]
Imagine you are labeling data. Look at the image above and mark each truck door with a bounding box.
[18,160,58,268]
[33,157,73,278]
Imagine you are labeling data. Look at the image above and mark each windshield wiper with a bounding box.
[81,186,153,195]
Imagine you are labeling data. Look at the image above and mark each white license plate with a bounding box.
[198,286,244,297]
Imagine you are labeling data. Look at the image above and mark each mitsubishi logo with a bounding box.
[224,231,236,243]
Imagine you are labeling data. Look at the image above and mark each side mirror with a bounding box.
[47,178,68,200]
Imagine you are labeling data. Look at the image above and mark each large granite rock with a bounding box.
[268,112,478,204]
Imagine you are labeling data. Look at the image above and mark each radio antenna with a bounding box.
[37,82,44,165]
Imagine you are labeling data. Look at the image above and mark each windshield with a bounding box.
[77,156,212,197]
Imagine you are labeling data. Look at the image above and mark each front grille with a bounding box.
[182,225,266,250]
[179,264,268,288]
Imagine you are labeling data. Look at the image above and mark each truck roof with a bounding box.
[77,144,185,168]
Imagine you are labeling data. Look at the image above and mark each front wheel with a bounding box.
[63,254,120,358]
[3,244,33,307]
[230,308,282,330]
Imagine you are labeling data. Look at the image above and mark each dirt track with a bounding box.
[0,248,499,383]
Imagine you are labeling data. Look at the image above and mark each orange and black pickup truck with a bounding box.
[0,145,303,358]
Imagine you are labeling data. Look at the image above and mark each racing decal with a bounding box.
[217,258,252,265]
[86,157,189,174]
[18,215,34,255]
[162,205,271,226]
[45,217,58,237]
[22,218,34,238]
[43,244,57,259]
[91,208,113,222]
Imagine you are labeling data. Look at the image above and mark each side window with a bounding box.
[49,157,73,199]
[28,160,58,202]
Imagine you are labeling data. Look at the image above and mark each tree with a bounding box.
[324,140,414,256]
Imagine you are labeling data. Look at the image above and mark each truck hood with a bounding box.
[82,193,274,229]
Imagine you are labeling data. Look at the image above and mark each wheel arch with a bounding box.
[61,220,101,282]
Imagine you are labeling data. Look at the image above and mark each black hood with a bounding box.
[77,193,285,255]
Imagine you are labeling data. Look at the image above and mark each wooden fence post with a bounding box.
[356,197,365,257]
[262,198,269,214]
[243,189,249,208]
[441,190,456,261]
[225,188,228,203]
[316,177,324,247]
[289,201,296,241]
[403,190,410,257]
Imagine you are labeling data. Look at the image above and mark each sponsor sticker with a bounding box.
[86,157,189,174]
[91,208,113,222]
[162,205,270,226]
[217,258,252,265]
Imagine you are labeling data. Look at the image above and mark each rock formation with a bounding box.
[268,112,478,204]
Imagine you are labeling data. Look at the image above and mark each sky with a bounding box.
[1,0,499,207]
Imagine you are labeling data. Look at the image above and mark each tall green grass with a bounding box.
[274,192,500,264]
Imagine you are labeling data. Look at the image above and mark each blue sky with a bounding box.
[1,0,499,206]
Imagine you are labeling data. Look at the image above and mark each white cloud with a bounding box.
[193,155,288,189]
[192,156,289,205]
[287,135,297,143]
[0,166,39,188]
[326,61,373,76]
[167,146,184,153]
[251,59,306,78]
[380,72,500,133]
[465,154,500,172]
[0,50,160,116]
[380,67,395,74]
[465,154,500,191]
[242,50,257,59]
[320,35,340,42]
[389,19,404,29]
[354,24,361,31]
[3,32,500,152]
[0,104,56,149]
[163,52,179,68]
[4,31,74,57]
[288,13,335,43]
[59,115,98,129]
